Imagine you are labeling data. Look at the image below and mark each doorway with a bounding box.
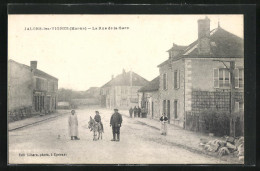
[167,100,170,123]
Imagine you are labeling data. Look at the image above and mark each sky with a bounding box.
[8,15,243,91]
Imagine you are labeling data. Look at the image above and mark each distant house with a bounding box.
[8,60,58,120]
[138,76,160,119]
[158,17,244,128]
[100,69,149,109]
[85,87,100,98]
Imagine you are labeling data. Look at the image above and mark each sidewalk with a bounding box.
[121,111,241,163]
[8,110,70,131]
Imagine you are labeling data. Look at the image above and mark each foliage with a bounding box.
[200,110,230,136]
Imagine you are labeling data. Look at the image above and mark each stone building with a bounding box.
[138,76,160,119]
[100,69,149,109]
[158,17,244,127]
[8,60,58,120]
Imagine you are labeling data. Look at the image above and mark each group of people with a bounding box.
[68,109,123,141]
[68,108,169,142]
[128,106,147,118]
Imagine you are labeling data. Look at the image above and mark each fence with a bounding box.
[186,90,244,137]
[185,111,244,137]
[191,91,243,113]
[8,106,34,123]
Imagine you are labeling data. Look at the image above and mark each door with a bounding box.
[167,100,170,123]
[163,100,166,115]
[174,100,178,119]
[152,102,154,118]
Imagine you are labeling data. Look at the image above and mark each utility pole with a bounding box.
[213,60,236,137]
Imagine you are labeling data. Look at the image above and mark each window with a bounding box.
[36,78,45,90]
[235,101,244,112]
[214,68,230,88]
[235,68,244,88]
[163,73,167,90]
[214,68,243,89]
[174,70,180,89]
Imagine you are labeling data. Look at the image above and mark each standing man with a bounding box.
[141,107,146,118]
[133,106,137,118]
[94,111,104,133]
[129,107,133,118]
[137,106,141,118]
[110,109,123,141]
[68,110,80,140]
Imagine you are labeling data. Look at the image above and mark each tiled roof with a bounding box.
[138,76,160,92]
[101,71,149,88]
[8,59,58,81]
[158,27,244,67]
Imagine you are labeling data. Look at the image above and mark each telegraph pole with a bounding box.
[213,60,236,137]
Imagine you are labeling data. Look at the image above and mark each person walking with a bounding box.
[160,113,168,135]
[133,106,137,118]
[94,111,104,133]
[68,110,80,140]
[137,106,141,118]
[141,107,146,118]
[129,107,133,118]
[110,109,123,141]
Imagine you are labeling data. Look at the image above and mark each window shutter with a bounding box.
[213,68,219,88]
[178,70,180,89]
[166,73,168,90]
[234,68,239,88]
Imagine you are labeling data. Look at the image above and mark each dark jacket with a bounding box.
[160,116,168,122]
[94,114,101,123]
[133,107,137,114]
[110,112,123,127]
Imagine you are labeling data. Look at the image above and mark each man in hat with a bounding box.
[68,110,80,140]
[110,109,123,141]
[94,111,104,133]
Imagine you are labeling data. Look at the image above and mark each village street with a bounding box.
[8,107,227,164]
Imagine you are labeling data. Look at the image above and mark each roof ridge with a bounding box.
[9,59,58,80]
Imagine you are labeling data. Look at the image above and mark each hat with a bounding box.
[114,109,118,111]
[95,111,99,113]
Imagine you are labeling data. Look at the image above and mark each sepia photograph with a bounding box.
[8,14,244,164]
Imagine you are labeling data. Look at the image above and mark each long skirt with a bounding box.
[160,122,167,135]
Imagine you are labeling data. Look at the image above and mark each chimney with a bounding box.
[197,17,211,55]
[30,61,37,70]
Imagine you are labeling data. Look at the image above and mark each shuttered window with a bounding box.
[214,68,243,89]
[163,73,167,90]
[174,70,180,89]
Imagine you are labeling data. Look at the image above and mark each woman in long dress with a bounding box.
[160,113,168,135]
[68,110,80,140]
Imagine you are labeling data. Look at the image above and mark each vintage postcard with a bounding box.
[8,14,244,164]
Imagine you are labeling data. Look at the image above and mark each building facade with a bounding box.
[8,60,58,120]
[100,70,149,109]
[138,76,160,119]
[158,17,244,128]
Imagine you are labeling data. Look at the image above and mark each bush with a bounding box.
[200,110,230,136]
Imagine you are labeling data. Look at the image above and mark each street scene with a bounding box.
[9,107,233,164]
[8,15,244,164]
